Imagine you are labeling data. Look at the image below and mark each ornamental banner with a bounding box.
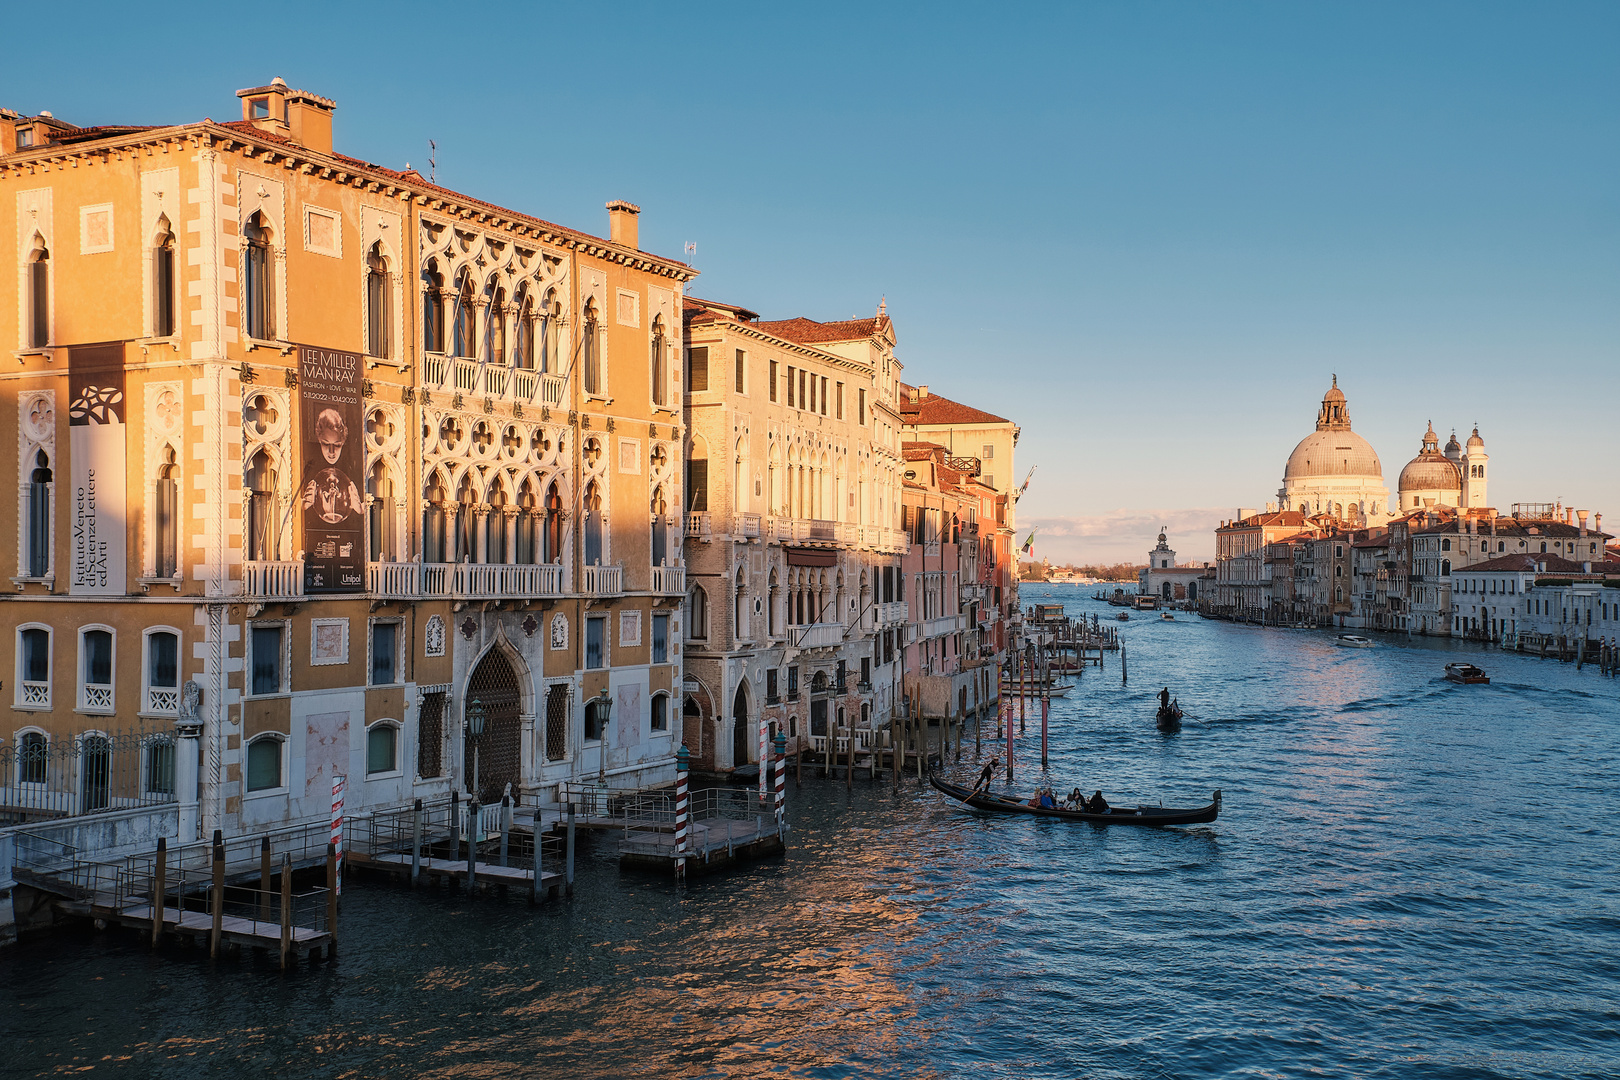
[67,344,128,596]
[298,344,365,593]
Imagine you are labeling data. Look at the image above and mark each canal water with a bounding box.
[4,588,1618,1079]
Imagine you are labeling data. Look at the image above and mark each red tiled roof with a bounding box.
[684,296,759,321]
[897,384,1010,427]
[753,316,882,345]
[1459,553,1620,575]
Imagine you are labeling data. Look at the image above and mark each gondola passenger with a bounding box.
[1088,790,1110,814]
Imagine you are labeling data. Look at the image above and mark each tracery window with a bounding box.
[452,270,476,358]
[155,446,179,577]
[650,315,666,407]
[26,234,49,349]
[27,449,52,577]
[423,259,445,353]
[366,243,391,358]
[243,212,275,340]
[153,219,176,337]
[582,301,601,395]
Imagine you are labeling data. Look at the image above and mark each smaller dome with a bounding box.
[1444,431,1462,454]
[1466,426,1484,450]
[1399,425,1462,497]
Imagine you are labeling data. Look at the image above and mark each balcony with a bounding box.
[144,685,179,716]
[243,559,305,600]
[650,564,686,595]
[922,614,964,639]
[685,512,711,540]
[792,622,846,650]
[877,600,908,625]
[734,512,761,538]
[582,564,624,597]
[389,562,563,600]
[422,353,566,409]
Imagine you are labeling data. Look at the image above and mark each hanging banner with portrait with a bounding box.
[298,344,365,593]
[67,344,128,596]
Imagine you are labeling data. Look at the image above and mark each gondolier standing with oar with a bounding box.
[972,756,1000,795]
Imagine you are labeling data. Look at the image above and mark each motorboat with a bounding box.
[1117,612,1130,621]
[1444,663,1490,685]
[1335,634,1374,648]
[1161,613,1175,621]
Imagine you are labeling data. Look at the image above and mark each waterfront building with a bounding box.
[679,298,907,771]
[1209,510,1316,620]
[1348,531,1391,628]
[0,80,695,839]
[897,384,1019,657]
[1451,553,1620,645]
[899,442,998,722]
[1137,530,1206,603]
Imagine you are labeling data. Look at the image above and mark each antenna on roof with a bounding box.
[428,139,436,184]
[684,242,696,258]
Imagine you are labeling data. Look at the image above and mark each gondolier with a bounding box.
[972,756,1000,795]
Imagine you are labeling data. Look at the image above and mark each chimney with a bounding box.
[0,108,19,155]
[285,89,335,155]
[607,200,640,249]
[909,386,919,405]
[1595,512,1602,535]
[1566,507,1575,525]
[918,385,929,400]
[1578,510,1588,536]
[237,78,291,138]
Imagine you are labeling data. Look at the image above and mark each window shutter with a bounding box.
[688,347,709,391]
[735,349,745,392]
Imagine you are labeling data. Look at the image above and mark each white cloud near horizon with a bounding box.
[1022,507,1226,566]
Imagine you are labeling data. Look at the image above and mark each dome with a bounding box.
[1466,426,1485,450]
[1284,428,1382,479]
[1398,454,1461,494]
[1444,431,1462,459]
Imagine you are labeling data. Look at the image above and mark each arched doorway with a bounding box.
[732,683,750,768]
[464,647,523,803]
[810,670,830,736]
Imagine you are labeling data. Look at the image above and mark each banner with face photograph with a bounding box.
[67,344,128,595]
[298,344,365,593]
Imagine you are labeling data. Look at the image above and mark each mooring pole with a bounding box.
[209,830,224,959]
[674,744,690,881]
[151,837,167,949]
[325,842,338,956]
[500,793,512,868]
[260,835,272,920]
[1121,644,1128,685]
[773,733,787,838]
[449,790,460,861]
[279,852,293,970]
[1041,685,1050,766]
[465,799,480,892]
[410,798,423,888]
[565,802,577,897]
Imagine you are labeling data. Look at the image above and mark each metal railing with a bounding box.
[0,727,179,824]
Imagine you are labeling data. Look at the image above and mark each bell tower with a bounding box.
[1462,427,1488,508]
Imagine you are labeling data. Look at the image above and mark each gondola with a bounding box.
[928,773,1220,826]
[1155,703,1183,729]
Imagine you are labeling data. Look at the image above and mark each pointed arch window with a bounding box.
[153,219,177,338]
[452,270,476,358]
[651,485,669,566]
[367,460,393,561]
[422,474,448,563]
[245,448,278,561]
[484,281,506,365]
[688,585,709,640]
[243,213,275,340]
[650,315,666,407]
[584,481,604,566]
[155,445,179,577]
[28,449,52,578]
[582,301,601,395]
[26,235,49,349]
[366,243,392,358]
[514,286,534,369]
[423,259,445,353]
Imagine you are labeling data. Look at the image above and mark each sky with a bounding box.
[7,1,1616,565]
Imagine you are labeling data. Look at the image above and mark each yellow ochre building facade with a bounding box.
[0,79,695,840]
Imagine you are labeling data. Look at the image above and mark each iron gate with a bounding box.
[464,650,522,804]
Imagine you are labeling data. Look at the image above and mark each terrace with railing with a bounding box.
[422,354,567,409]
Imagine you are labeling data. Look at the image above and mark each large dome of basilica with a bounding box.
[1277,377,1392,521]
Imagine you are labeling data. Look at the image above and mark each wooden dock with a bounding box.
[619,817,784,876]
[366,852,562,898]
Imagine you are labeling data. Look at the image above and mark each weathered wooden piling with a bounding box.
[150,837,166,950]
[565,802,577,897]
[326,842,338,954]
[465,799,480,890]
[279,853,293,970]
[410,798,423,888]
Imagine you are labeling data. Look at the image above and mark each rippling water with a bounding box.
[6,589,1619,1079]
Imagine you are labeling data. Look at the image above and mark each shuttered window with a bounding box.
[688,347,709,391]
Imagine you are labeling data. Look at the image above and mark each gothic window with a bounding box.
[245,448,278,561]
[484,281,506,365]
[155,445,179,577]
[650,485,669,566]
[153,218,176,338]
[544,481,563,563]
[687,437,708,513]
[539,288,557,373]
[582,301,601,395]
[422,473,448,563]
[650,315,666,407]
[366,243,391,358]
[27,449,52,577]
[367,459,393,561]
[423,259,445,353]
[26,234,49,349]
[243,213,275,340]
[688,584,709,639]
[454,473,478,563]
[514,285,534,369]
[452,270,476,358]
[583,481,603,565]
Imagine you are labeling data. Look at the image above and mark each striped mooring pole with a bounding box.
[773,732,787,834]
[674,743,690,881]
[330,773,346,898]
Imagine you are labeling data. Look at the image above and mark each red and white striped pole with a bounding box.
[773,732,786,833]
[674,743,690,880]
[330,773,346,898]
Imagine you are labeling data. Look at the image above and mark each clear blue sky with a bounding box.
[8,1,1617,564]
